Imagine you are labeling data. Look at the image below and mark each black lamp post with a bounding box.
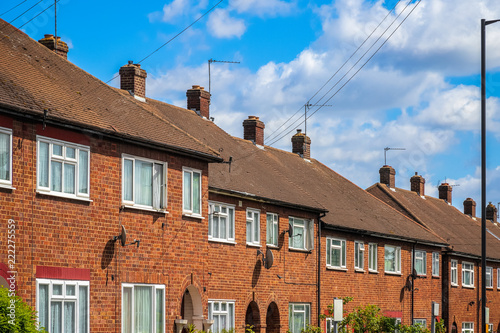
[481,18,500,333]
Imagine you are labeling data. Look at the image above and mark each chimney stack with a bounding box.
[463,198,476,217]
[187,85,211,119]
[486,202,498,223]
[38,34,69,59]
[291,129,311,159]
[438,183,452,204]
[379,165,396,188]
[243,116,265,146]
[410,172,425,196]
[119,61,147,100]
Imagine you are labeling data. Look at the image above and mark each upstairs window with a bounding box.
[246,209,260,245]
[209,202,235,242]
[384,245,401,274]
[450,260,458,286]
[266,213,279,247]
[289,217,313,251]
[326,238,346,269]
[414,250,426,276]
[122,155,166,210]
[354,241,365,270]
[183,168,201,216]
[368,243,377,272]
[462,262,474,288]
[486,266,493,288]
[37,136,90,199]
[432,252,440,277]
[0,127,12,187]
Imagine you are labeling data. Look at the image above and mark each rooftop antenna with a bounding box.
[208,59,240,94]
[304,102,331,136]
[54,0,57,54]
[384,147,406,165]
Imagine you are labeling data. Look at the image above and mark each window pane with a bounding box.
[136,160,153,206]
[247,219,252,243]
[66,147,76,159]
[341,241,346,266]
[39,142,49,187]
[253,213,259,243]
[51,161,62,192]
[79,150,89,194]
[124,159,133,201]
[123,287,132,333]
[53,144,63,156]
[79,286,89,333]
[51,301,62,333]
[229,209,234,239]
[267,214,273,244]
[135,286,152,333]
[64,302,76,332]
[183,171,192,211]
[53,284,63,295]
[156,289,164,333]
[193,172,201,214]
[228,303,234,329]
[220,216,227,239]
[38,284,49,331]
[66,285,75,296]
[326,239,331,265]
[64,163,75,194]
[0,132,10,181]
[153,163,164,209]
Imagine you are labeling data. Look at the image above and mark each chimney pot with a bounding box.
[486,202,498,223]
[438,182,452,204]
[243,116,265,146]
[291,129,311,159]
[379,165,396,188]
[463,198,476,217]
[410,173,425,196]
[119,63,147,99]
[187,85,211,118]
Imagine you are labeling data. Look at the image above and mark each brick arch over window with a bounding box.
[266,301,280,333]
[246,301,261,333]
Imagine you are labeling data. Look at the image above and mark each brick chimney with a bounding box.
[410,172,425,196]
[438,183,452,204]
[379,165,396,188]
[243,116,265,146]
[187,85,211,119]
[291,129,311,159]
[38,34,69,59]
[486,202,498,223]
[463,198,476,217]
[119,61,147,99]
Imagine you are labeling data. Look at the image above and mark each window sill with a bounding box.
[209,239,236,245]
[267,244,279,249]
[451,283,458,288]
[355,269,365,273]
[0,184,15,190]
[246,243,261,248]
[37,190,92,202]
[384,271,402,276]
[289,247,312,253]
[432,275,440,278]
[183,212,204,219]
[326,266,347,271]
[368,270,379,274]
[121,204,168,214]
[462,285,475,289]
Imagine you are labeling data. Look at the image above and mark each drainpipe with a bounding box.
[411,242,416,325]
[317,212,326,327]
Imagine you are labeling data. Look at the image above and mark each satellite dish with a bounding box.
[113,225,127,246]
[288,222,293,236]
[264,248,274,269]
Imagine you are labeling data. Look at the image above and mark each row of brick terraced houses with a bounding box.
[1,20,500,333]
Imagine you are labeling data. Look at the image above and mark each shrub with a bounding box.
[0,286,46,333]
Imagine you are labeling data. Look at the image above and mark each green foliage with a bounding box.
[301,324,323,333]
[246,324,256,333]
[338,304,387,333]
[0,286,46,333]
[435,319,446,333]
[396,323,430,333]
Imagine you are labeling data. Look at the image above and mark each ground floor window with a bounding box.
[208,300,235,333]
[289,303,310,333]
[413,319,426,328]
[122,283,165,333]
[325,318,339,333]
[36,279,89,333]
[462,322,473,333]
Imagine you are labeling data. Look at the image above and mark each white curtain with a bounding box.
[123,287,132,333]
[192,172,200,214]
[253,213,259,243]
[64,302,75,332]
[135,161,152,206]
[64,164,75,194]
[39,142,49,187]
[135,286,152,333]
[183,171,192,211]
[51,302,62,333]
[38,284,49,331]
[79,286,88,333]
[156,289,164,333]
[78,151,89,194]
[0,133,9,181]
[229,209,234,239]
[51,161,62,192]
[124,160,133,201]
[153,164,163,209]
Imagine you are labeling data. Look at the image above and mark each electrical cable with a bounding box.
[2,0,45,26]
[265,0,402,144]
[0,0,30,17]
[266,0,420,148]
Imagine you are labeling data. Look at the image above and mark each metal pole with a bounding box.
[480,18,486,333]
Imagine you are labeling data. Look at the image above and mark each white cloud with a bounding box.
[148,0,209,23]
[228,0,297,17]
[207,9,246,38]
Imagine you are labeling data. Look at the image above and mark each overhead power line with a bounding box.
[0,0,30,17]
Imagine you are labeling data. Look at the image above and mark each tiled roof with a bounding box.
[0,20,220,161]
[367,183,500,260]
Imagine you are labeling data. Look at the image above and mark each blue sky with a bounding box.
[2,0,500,215]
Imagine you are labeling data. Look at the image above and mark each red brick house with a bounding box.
[367,166,500,333]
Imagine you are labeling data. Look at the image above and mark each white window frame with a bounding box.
[36,279,90,333]
[368,243,377,272]
[486,266,493,288]
[121,283,165,333]
[413,319,427,328]
[325,318,339,333]
[462,262,474,288]
[246,208,261,246]
[182,167,202,217]
[384,245,401,274]
[37,136,90,200]
[450,260,458,286]
[414,250,426,276]
[326,238,346,269]
[354,241,365,270]
[289,217,314,251]
[208,300,235,333]
[487,323,493,333]
[0,127,13,188]
[122,154,167,211]
[289,303,311,333]
[208,201,235,243]
[432,252,440,277]
[462,322,474,333]
[266,213,279,247]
